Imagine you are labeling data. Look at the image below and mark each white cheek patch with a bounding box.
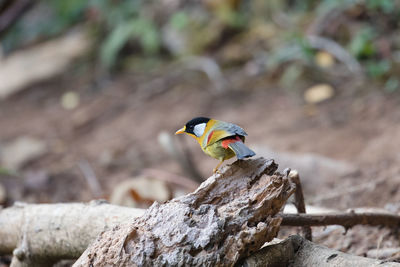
[193,123,206,137]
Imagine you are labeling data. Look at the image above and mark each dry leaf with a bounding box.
[315,51,335,68]
[110,177,171,208]
[304,83,334,104]
[61,91,80,110]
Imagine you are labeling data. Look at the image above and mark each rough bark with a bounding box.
[73,158,294,266]
[242,235,400,267]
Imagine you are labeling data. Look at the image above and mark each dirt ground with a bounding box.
[1,64,400,261]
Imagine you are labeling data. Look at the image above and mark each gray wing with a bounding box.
[213,120,248,136]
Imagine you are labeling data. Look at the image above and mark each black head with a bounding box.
[184,117,210,136]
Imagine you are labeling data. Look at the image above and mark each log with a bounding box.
[0,201,144,266]
[73,158,294,266]
[243,235,400,267]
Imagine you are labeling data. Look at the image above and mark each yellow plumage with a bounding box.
[176,117,255,173]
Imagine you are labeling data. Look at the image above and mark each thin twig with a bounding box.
[288,170,312,241]
[182,56,227,93]
[158,131,204,183]
[280,212,400,229]
[77,159,103,198]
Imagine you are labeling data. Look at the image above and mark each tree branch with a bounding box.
[280,212,400,229]
[288,170,312,241]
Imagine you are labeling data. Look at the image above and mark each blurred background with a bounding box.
[1,0,400,262]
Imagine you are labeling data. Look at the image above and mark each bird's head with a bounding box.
[175,117,210,139]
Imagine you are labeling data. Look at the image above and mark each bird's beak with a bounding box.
[175,126,186,135]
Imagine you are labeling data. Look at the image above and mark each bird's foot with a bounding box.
[213,161,224,175]
[213,168,221,175]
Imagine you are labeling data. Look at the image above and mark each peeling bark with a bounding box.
[74,158,294,266]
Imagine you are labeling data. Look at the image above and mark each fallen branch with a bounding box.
[288,170,312,241]
[243,235,400,267]
[280,212,400,229]
[0,201,145,266]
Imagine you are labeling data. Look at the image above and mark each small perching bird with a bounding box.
[175,117,256,173]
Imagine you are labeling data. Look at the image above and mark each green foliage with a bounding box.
[0,167,16,176]
[170,12,189,30]
[365,60,390,78]
[88,0,161,68]
[349,28,376,59]
[2,0,400,92]
[268,34,314,70]
[384,77,399,92]
[100,17,160,68]
[365,0,395,13]
[44,0,89,34]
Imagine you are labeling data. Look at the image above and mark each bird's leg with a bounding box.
[213,160,224,174]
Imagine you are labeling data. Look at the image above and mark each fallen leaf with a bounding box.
[315,51,335,68]
[61,91,80,110]
[110,176,171,208]
[304,84,334,104]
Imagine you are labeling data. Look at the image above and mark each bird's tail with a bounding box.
[228,141,256,159]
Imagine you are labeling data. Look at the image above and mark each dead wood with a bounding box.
[73,158,295,266]
[288,170,312,241]
[280,212,400,229]
[0,201,145,266]
[242,235,400,267]
[2,158,400,266]
[3,201,400,266]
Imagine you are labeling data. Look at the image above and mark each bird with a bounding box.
[175,117,255,174]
